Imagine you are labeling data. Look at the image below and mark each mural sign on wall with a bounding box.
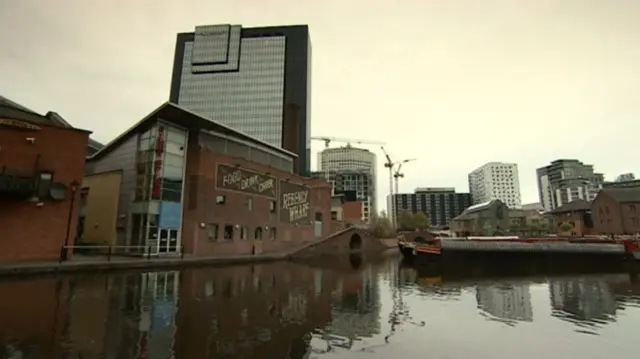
[280,180,311,223]
[216,164,277,198]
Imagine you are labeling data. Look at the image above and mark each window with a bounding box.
[161,188,182,202]
[224,225,234,240]
[165,142,185,155]
[164,154,184,168]
[605,206,610,215]
[246,197,253,211]
[37,172,53,198]
[207,224,219,240]
[166,128,187,145]
[269,201,276,213]
[163,165,183,179]
[254,227,263,240]
[631,205,637,213]
[240,226,248,240]
[216,195,226,204]
[270,227,277,241]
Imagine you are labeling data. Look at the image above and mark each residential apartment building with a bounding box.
[313,169,373,223]
[314,145,377,223]
[468,162,522,208]
[536,159,604,211]
[603,173,640,189]
[388,187,472,227]
[169,24,312,175]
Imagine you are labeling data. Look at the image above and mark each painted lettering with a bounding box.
[220,168,275,195]
[282,191,309,209]
[288,202,310,222]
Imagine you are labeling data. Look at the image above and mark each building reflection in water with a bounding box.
[548,276,620,331]
[475,283,533,326]
[325,264,381,342]
[175,262,336,359]
[0,261,339,359]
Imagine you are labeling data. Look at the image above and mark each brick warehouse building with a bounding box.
[83,102,331,257]
[0,96,90,261]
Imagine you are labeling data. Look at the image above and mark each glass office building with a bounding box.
[170,24,312,175]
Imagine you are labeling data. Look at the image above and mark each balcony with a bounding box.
[0,166,36,198]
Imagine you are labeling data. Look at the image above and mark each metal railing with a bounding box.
[59,244,185,263]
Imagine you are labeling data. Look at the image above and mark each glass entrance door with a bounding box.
[157,228,179,254]
[168,229,178,252]
[158,229,169,253]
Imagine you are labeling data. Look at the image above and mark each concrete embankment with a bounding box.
[0,229,397,278]
[0,253,289,278]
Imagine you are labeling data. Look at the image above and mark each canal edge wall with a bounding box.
[0,228,397,278]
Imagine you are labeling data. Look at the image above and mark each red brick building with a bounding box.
[0,96,90,261]
[84,102,332,257]
[591,188,640,236]
[550,199,593,236]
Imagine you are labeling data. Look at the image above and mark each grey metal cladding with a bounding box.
[192,24,230,65]
[193,25,241,73]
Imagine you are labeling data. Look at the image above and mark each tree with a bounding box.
[397,211,415,231]
[413,212,430,229]
[370,211,395,238]
[539,222,550,235]
[559,222,573,234]
[528,224,540,236]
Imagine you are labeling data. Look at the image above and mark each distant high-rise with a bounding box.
[536,159,603,211]
[317,146,377,222]
[388,187,472,227]
[169,24,312,175]
[468,162,522,208]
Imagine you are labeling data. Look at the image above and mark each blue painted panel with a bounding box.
[151,299,176,331]
[159,201,182,229]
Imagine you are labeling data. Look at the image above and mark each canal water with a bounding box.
[1,256,639,359]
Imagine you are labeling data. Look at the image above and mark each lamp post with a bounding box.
[61,180,80,261]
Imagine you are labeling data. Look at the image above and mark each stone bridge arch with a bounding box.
[290,227,389,258]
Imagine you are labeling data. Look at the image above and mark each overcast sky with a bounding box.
[1,0,638,206]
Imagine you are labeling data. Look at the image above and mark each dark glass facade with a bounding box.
[169,24,311,175]
[393,189,472,227]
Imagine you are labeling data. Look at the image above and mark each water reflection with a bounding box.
[1,258,640,358]
[476,283,533,325]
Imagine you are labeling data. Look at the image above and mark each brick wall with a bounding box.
[291,228,387,257]
[0,124,89,261]
[181,146,332,257]
[592,193,640,235]
[342,201,363,222]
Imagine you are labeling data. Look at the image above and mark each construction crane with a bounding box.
[381,146,417,229]
[311,136,386,148]
[393,159,416,195]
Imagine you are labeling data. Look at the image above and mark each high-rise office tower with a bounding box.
[536,159,604,211]
[169,24,312,175]
[468,162,522,208]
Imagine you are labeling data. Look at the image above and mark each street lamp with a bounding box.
[61,180,80,261]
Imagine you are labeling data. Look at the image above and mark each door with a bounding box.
[168,229,178,252]
[159,229,169,253]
